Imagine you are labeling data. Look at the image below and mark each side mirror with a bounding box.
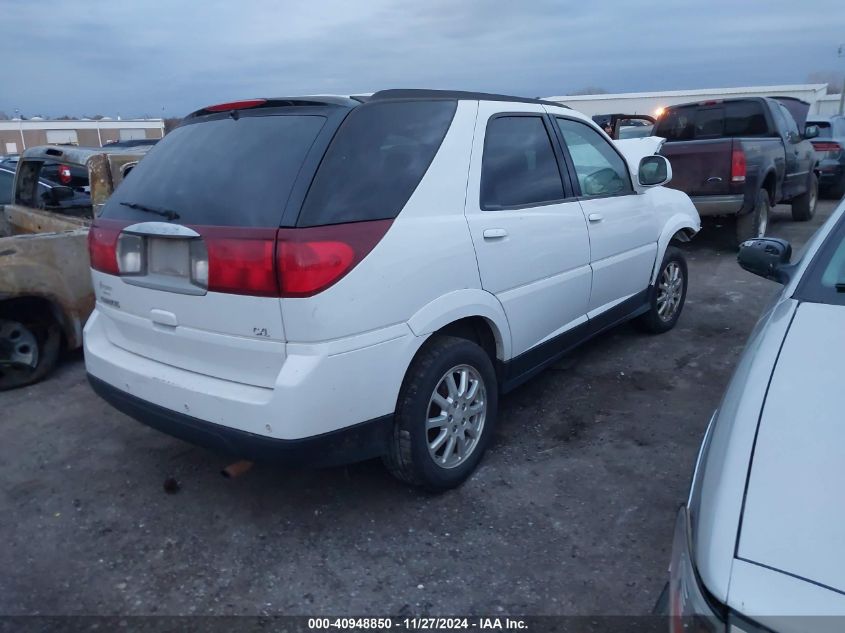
[44,185,74,204]
[638,155,672,187]
[804,125,819,140]
[737,238,793,283]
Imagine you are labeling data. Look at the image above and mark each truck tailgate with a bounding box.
[660,139,734,196]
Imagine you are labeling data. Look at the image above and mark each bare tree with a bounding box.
[567,86,610,96]
[807,71,844,94]
[0,111,9,120]
[163,117,182,133]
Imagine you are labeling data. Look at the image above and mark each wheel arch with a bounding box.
[0,294,75,349]
[406,290,512,362]
[651,215,699,284]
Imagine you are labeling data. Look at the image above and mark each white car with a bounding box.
[663,199,845,631]
[84,90,700,490]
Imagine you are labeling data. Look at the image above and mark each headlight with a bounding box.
[668,506,726,633]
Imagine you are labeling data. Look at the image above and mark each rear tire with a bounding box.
[791,173,818,222]
[384,335,498,491]
[0,316,61,391]
[735,189,770,246]
[635,247,688,334]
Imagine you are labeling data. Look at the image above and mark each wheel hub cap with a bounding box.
[656,262,684,322]
[0,320,39,369]
[426,364,487,469]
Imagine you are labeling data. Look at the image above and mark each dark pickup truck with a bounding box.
[655,97,819,243]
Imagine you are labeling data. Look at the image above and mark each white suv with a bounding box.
[84,90,700,490]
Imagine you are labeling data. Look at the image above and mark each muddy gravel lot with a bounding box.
[0,200,839,617]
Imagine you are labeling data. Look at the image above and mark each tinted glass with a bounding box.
[299,100,456,226]
[655,100,768,140]
[0,169,13,204]
[102,114,326,227]
[480,116,564,209]
[811,121,833,138]
[795,217,845,307]
[556,118,632,197]
[778,104,799,137]
[724,101,768,136]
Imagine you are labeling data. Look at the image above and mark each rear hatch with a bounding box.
[656,99,770,196]
[89,103,341,388]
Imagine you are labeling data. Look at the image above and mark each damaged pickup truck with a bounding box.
[0,145,148,390]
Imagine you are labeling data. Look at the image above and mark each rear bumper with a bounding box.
[88,374,392,466]
[689,194,745,217]
[817,162,844,187]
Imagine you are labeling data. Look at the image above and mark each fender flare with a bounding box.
[407,289,512,361]
[651,214,700,284]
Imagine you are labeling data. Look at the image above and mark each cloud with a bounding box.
[1,0,843,117]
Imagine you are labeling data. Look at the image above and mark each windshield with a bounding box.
[795,215,845,307]
[101,113,327,227]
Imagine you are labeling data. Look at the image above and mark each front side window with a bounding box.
[778,104,800,138]
[480,115,564,209]
[556,118,632,198]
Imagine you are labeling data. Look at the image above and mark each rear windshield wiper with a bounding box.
[119,201,180,221]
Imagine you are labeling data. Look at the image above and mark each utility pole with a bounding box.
[839,45,845,115]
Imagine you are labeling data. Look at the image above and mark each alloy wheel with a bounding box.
[426,364,487,469]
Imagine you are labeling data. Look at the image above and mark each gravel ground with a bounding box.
[0,199,838,617]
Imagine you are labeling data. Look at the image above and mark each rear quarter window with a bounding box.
[298,100,457,226]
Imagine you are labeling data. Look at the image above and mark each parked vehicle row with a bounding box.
[81,90,700,490]
[655,97,819,244]
[807,114,845,199]
[0,145,148,389]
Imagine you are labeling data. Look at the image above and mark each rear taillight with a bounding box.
[90,219,392,298]
[58,164,72,185]
[812,141,842,154]
[730,147,746,183]
[202,228,279,297]
[276,220,392,297]
[88,222,124,275]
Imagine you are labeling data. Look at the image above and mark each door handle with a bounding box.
[483,228,508,239]
[588,213,603,223]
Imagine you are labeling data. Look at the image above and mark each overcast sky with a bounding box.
[3,0,844,118]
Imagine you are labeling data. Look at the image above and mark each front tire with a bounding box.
[791,173,818,222]
[735,189,770,245]
[384,336,498,491]
[635,247,688,334]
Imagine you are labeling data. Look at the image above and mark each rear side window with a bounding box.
[480,115,564,209]
[298,100,457,226]
[102,114,327,227]
[655,100,768,140]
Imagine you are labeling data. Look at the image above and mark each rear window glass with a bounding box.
[298,100,457,226]
[101,114,326,227]
[655,101,769,140]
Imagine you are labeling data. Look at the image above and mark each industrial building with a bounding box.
[0,118,165,155]
[545,84,839,118]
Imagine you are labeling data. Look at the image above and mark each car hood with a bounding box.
[738,301,845,593]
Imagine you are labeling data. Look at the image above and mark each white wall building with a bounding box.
[545,84,832,118]
[0,118,165,155]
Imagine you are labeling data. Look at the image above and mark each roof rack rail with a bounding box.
[369,89,568,108]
